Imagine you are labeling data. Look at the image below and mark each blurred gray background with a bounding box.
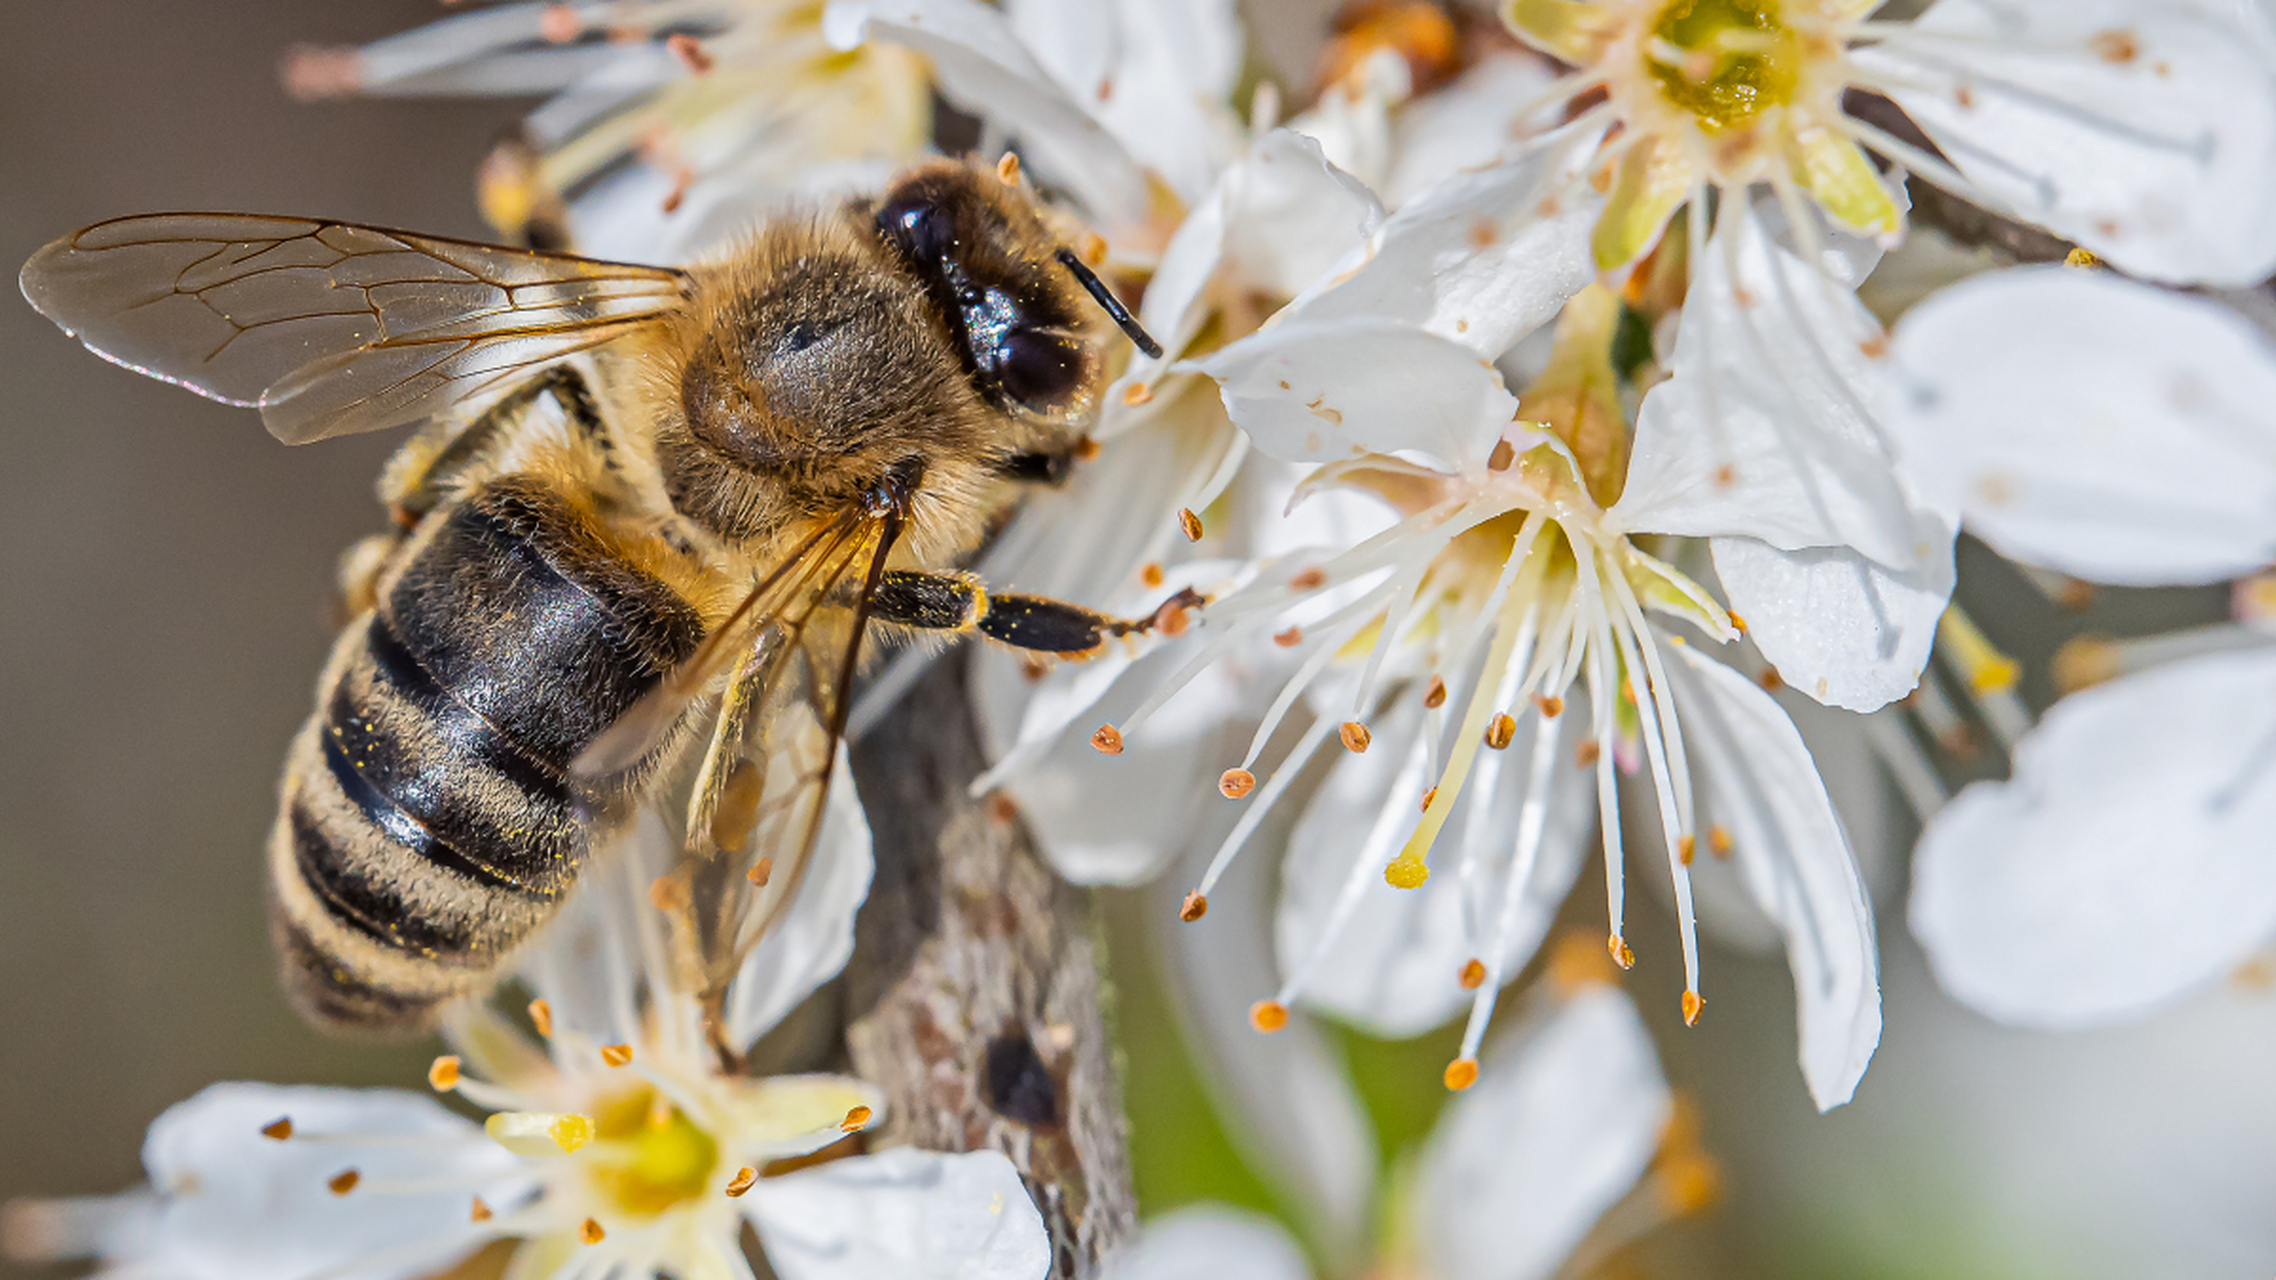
[7,4,2276,1280]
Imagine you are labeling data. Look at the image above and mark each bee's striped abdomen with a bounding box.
[271,476,704,1032]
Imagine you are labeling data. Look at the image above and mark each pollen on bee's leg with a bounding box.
[1681,990,1704,1026]
[1090,724,1125,755]
[1340,720,1372,752]
[747,856,774,887]
[841,1106,874,1133]
[1608,934,1636,969]
[1178,508,1205,542]
[1249,1000,1289,1033]
[261,1117,293,1141]
[600,1044,633,1068]
[1708,824,1732,858]
[1485,713,1516,750]
[469,1197,493,1223]
[580,1219,606,1246]
[1179,890,1209,922]
[327,1169,361,1197]
[528,998,555,1039]
[428,1056,461,1091]
[1459,958,1487,990]
[724,1167,760,1197]
[1219,768,1257,799]
[1385,854,1430,889]
[1443,1058,1480,1092]
[1677,834,1696,865]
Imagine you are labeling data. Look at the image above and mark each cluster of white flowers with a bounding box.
[20,0,2276,1276]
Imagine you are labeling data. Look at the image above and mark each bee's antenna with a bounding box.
[1056,248,1164,359]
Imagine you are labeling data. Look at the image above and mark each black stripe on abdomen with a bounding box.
[287,794,487,959]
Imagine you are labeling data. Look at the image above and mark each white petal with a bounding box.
[1886,266,2276,585]
[139,1083,524,1280]
[727,746,876,1048]
[1215,131,1385,309]
[747,1148,1050,1280]
[1415,987,1671,1280]
[1104,1207,1311,1280]
[1201,319,1517,467]
[1379,54,1569,208]
[1708,531,1954,712]
[1613,204,1931,573]
[996,645,1245,885]
[825,0,1148,226]
[1864,0,2276,285]
[1009,0,1243,206]
[1663,643,1881,1110]
[1280,120,1605,357]
[1276,698,1591,1037]
[1910,645,2276,1029]
[1155,840,1376,1258]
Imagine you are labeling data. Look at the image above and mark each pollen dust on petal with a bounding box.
[1179,891,1208,922]
[1443,1058,1480,1091]
[1249,999,1289,1033]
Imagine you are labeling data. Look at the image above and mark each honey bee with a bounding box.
[21,159,1176,1041]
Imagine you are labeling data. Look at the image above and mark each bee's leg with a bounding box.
[380,364,607,523]
[871,570,1203,656]
[991,435,1097,488]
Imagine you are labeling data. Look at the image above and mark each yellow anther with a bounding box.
[1178,508,1205,542]
[1386,854,1431,889]
[1443,1058,1480,1091]
[747,856,775,886]
[528,998,554,1038]
[427,1056,461,1091]
[470,1196,494,1222]
[1608,935,1636,969]
[724,1167,759,1197]
[1937,607,2020,695]
[1459,958,1487,990]
[1340,720,1372,752]
[484,1110,596,1156]
[996,151,1021,184]
[1219,768,1257,799]
[580,1218,606,1245]
[841,1106,874,1133]
[1708,824,1732,858]
[1681,990,1705,1026]
[327,1169,360,1196]
[1677,833,1697,865]
[1485,712,1517,750]
[1179,891,1209,922]
[2064,246,2104,268]
[1249,1000,1290,1033]
[1122,382,1154,406]
[1090,724,1125,755]
[261,1117,293,1141]
[601,1044,634,1068]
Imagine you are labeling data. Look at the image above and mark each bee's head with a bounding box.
[870,160,1117,422]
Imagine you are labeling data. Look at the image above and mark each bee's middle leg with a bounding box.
[871,571,1202,657]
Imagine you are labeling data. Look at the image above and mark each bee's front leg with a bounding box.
[870,571,1204,658]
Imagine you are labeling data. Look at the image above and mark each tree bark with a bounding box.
[845,657,1136,1279]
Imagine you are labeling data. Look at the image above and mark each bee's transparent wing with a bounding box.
[19,213,685,442]
[578,509,902,1008]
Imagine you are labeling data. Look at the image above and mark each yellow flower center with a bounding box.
[583,1089,722,1219]
[1646,0,1801,135]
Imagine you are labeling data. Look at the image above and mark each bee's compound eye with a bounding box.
[879,198,953,263]
[994,329,1086,412]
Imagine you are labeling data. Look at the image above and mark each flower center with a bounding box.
[583,1088,722,1219]
[1645,0,1801,135]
